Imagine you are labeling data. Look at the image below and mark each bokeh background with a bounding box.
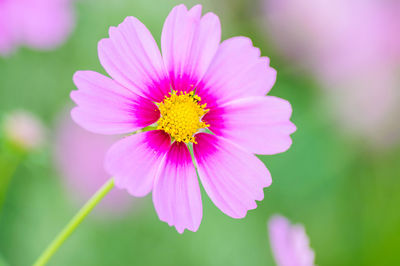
[1,0,399,265]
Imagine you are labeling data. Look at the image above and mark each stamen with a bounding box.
[157,90,209,143]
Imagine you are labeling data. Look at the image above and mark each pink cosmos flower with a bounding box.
[268,215,315,266]
[53,110,133,216]
[0,0,75,55]
[71,4,295,233]
[263,0,400,146]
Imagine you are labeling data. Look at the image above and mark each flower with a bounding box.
[71,4,295,233]
[2,110,45,151]
[53,110,133,216]
[263,0,400,146]
[268,215,315,266]
[0,0,75,55]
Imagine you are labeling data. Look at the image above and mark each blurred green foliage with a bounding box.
[1,0,399,265]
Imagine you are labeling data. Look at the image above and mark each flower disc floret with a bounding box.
[157,90,209,143]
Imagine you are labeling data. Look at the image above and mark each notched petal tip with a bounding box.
[121,16,137,25]
[200,11,221,32]
[72,70,96,88]
[69,91,85,111]
[173,3,189,12]
[97,38,111,57]
[72,70,83,84]
[69,107,85,129]
[189,4,202,17]
[288,121,297,134]
[108,16,141,36]
[160,220,200,234]
[266,63,277,83]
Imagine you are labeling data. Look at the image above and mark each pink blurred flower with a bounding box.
[2,110,45,151]
[53,110,133,216]
[71,4,295,233]
[0,0,75,55]
[264,0,400,145]
[268,215,315,266]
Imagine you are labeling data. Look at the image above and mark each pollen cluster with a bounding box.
[157,90,209,143]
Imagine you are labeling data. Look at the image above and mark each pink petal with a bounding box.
[268,215,315,266]
[193,133,271,219]
[71,71,159,135]
[197,37,276,107]
[105,130,171,197]
[153,142,202,233]
[98,16,169,102]
[161,4,221,92]
[204,96,296,155]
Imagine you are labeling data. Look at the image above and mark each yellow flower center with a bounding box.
[157,90,209,143]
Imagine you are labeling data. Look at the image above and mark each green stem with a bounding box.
[33,178,115,266]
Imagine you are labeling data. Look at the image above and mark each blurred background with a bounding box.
[0,0,399,265]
